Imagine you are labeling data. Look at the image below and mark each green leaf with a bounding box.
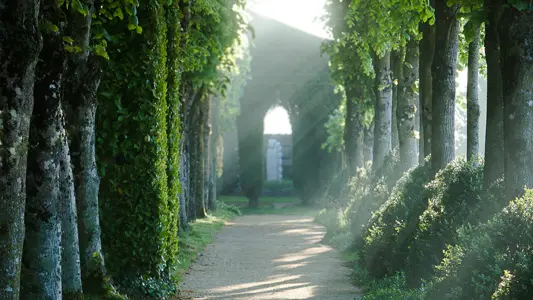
[113,8,124,20]
[136,26,143,34]
[62,36,74,44]
[94,44,110,60]
[128,23,136,30]
[41,22,59,33]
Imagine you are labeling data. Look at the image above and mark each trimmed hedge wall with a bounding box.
[96,0,179,296]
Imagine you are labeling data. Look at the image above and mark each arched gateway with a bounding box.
[236,12,341,207]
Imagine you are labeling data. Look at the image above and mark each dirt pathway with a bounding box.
[179,215,362,300]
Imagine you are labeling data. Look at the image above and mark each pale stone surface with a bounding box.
[179,215,362,300]
[266,138,284,181]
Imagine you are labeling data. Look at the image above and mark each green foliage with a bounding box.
[361,160,431,278]
[406,158,484,287]
[424,190,533,300]
[262,180,295,197]
[96,0,177,296]
[345,151,402,245]
[360,272,423,300]
[322,99,346,153]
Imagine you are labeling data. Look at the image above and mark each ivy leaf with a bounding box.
[41,22,59,33]
[128,24,136,31]
[62,36,74,44]
[94,44,110,60]
[113,8,124,20]
[72,0,89,16]
[136,26,143,34]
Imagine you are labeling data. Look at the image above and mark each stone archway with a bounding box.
[235,12,341,207]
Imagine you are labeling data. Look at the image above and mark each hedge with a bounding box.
[96,0,178,296]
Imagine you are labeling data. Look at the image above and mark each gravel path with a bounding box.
[179,214,362,300]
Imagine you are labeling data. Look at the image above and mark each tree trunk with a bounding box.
[68,57,107,291]
[344,85,365,175]
[22,7,66,294]
[58,112,83,298]
[467,22,482,161]
[209,96,221,210]
[203,95,211,212]
[483,0,505,189]
[364,122,374,164]
[499,7,533,200]
[419,16,436,164]
[431,1,459,175]
[0,0,41,297]
[391,50,402,151]
[190,90,208,218]
[372,51,393,170]
[398,39,419,172]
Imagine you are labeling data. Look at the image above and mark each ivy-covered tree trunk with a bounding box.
[0,0,41,297]
[57,115,83,298]
[208,95,221,210]
[203,95,212,212]
[467,22,481,160]
[483,0,505,189]
[372,51,393,170]
[165,4,181,262]
[397,39,419,172]
[391,50,402,151]
[419,17,435,164]
[22,6,65,294]
[344,86,364,175]
[499,6,533,200]
[431,1,459,175]
[190,91,208,218]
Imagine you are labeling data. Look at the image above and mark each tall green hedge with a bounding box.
[96,0,178,296]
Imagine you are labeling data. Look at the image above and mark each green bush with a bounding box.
[322,168,350,207]
[425,190,533,300]
[406,158,483,287]
[262,180,295,196]
[361,160,431,278]
[346,151,401,246]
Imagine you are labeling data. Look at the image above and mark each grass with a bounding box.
[219,195,320,216]
[173,201,241,283]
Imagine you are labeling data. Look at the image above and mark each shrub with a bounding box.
[425,190,533,300]
[361,160,431,278]
[406,158,484,287]
[322,168,350,207]
[346,151,401,246]
[262,180,295,197]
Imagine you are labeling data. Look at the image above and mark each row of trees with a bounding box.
[323,0,533,201]
[318,0,533,297]
[0,0,245,298]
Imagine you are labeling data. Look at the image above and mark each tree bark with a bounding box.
[499,6,533,200]
[68,57,107,291]
[190,89,208,218]
[419,16,435,164]
[22,4,66,294]
[483,0,505,189]
[344,84,365,175]
[0,0,41,297]
[467,22,482,161]
[431,1,459,175]
[57,113,83,298]
[364,122,374,164]
[398,39,419,172]
[372,51,393,170]
[209,95,221,210]
[391,51,402,151]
